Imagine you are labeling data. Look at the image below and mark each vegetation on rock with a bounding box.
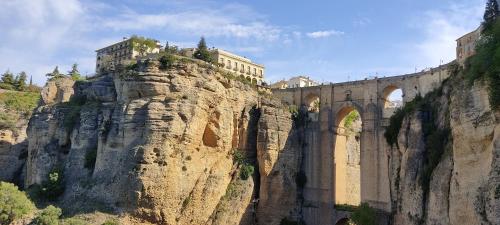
[68,64,83,81]
[239,164,254,180]
[0,182,36,224]
[465,16,500,110]
[344,110,360,128]
[33,205,62,225]
[350,203,376,225]
[0,91,40,133]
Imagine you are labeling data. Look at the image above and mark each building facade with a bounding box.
[456,26,482,64]
[211,49,265,85]
[95,37,161,72]
[288,76,319,88]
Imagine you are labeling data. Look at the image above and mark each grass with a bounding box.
[0,91,40,113]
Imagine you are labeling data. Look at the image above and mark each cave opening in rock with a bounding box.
[334,107,361,206]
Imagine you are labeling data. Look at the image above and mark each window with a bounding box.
[260,70,263,76]
[227,60,231,69]
[253,68,257,75]
[220,57,224,64]
[234,62,238,71]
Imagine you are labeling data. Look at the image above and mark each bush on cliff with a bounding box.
[0,182,36,224]
[33,205,62,225]
[159,52,177,70]
[350,203,376,225]
[239,164,254,180]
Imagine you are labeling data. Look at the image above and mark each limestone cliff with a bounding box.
[389,70,500,225]
[24,59,301,225]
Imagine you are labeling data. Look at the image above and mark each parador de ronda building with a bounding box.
[95,37,265,85]
[211,48,265,85]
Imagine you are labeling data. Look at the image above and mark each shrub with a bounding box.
[232,150,245,165]
[33,205,62,225]
[344,110,360,128]
[159,53,177,70]
[350,203,376,225]
[102,219,119,225]
[84,148,97,170]
[40,168,65,200]
[239,164,254,180]
[0,182,35,224]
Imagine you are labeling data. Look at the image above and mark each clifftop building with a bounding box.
[211,49,265,85]
[95,37,161,72]
[456,26,482,64]
[270,76,319,89]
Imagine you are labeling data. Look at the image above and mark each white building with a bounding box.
[271,76,319,89]
[95,36,161,72]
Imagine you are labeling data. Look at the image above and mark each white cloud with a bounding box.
[98,6,281,41]
[413,1,484,67]
[306,30,344,38]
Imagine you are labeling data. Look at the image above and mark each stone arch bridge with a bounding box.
[271,64,450,225]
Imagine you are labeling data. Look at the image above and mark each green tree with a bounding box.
[193,37,213,63]
[484,0,500,26]
[0,182,35,224]
[1,70,15,85]
[15,71,28,91]
[68,64,83,81]
[46,66,63,79]
[350,203,376,225]
[130,35,158,56]
[33,205,62,225]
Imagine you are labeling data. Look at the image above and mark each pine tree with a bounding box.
[484,0,500,25]
[46,66,62,79]
[68,63,82,81]
[15,72,27,91]
[1,70,15,85]
[193,37,213,63]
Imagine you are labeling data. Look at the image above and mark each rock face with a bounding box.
[389,73,500,225]
[256,99,301,224]
[24,60,301,225]
[0,124,28,185]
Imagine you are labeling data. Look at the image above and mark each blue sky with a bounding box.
[0,0,487,85]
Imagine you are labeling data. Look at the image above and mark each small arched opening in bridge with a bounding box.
[334,106,361,207]
[335,218,350,225]
[304,93,320,113]
[382,85,403,118]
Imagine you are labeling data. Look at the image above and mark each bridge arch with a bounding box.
[381,84,403,118]
[333,105,362,206]
[304,93,320,112]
